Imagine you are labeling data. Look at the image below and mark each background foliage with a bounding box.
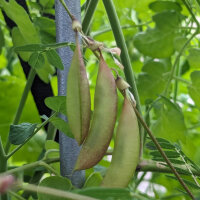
[1,0,200,199]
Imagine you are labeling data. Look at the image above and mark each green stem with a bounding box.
[173,76,190,85]
[102,0,143,144]
[5,68,36,154]
[137,160,200,176]
[58,0,75,20]
[8,191,26,200]
[40,162,60,176]
[133,107,195,199]
[0,158,59,176]
[91,22,152,38]
[18,184,98,200]
[82,0,99,34]
[6,112,57,159]
[173,59,180,102]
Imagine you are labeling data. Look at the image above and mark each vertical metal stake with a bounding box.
[55,0,85,187]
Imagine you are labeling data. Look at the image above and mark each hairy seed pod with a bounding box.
[66,33,91,145]
[74,54,117,170]
[101,96,140,187]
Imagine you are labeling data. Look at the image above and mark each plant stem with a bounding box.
[137,160,200,176]
[8,191,26,200]
[173,76,190,85]
[4,68,36,154]
[91,22,152,38]
[58,0,75,20]
[0,158,59,176]
[132,107,195,199]
[82,0,99,34]
[18,184,98,200]
[6,112,57,159]
[102,0,143,146]
[173,59,180,102]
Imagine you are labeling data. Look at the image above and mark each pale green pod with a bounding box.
[66,34,91,145]
[74,54,117,170]
[101,96,140,188]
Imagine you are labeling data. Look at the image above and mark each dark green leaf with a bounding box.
[150,151,180,158]
[137,60,169,104]
[146,141,175,150]
[28,52,45,69]
[133,28,175,58]
[9,123,37,145]
[166,175,200,189]
[187,48,200,69]
[149,1,182,12]
[38,176,72,200]
[74,187,132,200]
[83,172,103,188]
[152,96,187,142]
[152,11,182,31]
[188,71,200,108]
[46,49,64,70]
[152,157,185,165]
[50,117,74,139]
[44,96,66,115]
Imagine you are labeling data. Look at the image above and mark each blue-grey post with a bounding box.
[55,0,85,187]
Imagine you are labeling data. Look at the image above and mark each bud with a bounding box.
[72,19,82,32]
[116,76,130,91]
[0,175,15,194]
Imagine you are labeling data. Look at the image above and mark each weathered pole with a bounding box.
[55,0,85,187]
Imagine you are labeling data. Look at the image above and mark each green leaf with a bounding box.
[146,140,175,150]
[150,150,180,158]
[173,36,188,52]
[46,49,64,70]
[133,28,175,58]
[152,157,185,165]
[38,176,72,200]
[11,27,30,62]
[28,52,45,69]
[187,48,200,69]
[166,175,200,189]
[83,172,103,188]
[9,123,37,145]
[152,96,187,142]
[0,0,40,43]
[44,96,66,115]
[0,26,5,54]
[50,117,74,139]
[137,60,168,104]
[188,71,200,108]
[152,11,182,31]
[34,17,55,37]
[149,1,182,12]
[74,187,132,200]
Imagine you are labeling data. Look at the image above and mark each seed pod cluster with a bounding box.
[74,54,118,170]
[66,28,140,187]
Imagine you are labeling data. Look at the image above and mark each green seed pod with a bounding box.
[101,96,140,187]
[74,54,117,170]
[66,33,91,145]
